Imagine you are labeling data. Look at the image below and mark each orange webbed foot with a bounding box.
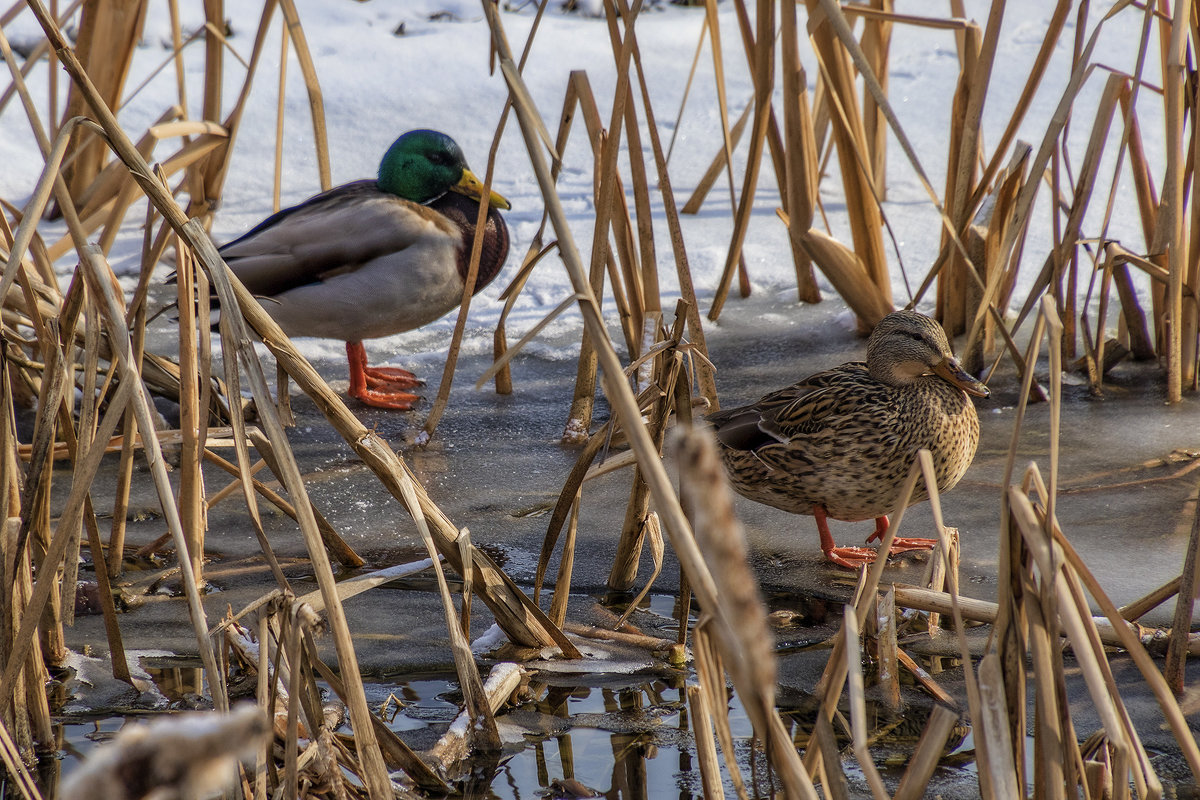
[863,516,937,555]
[363,365,423,390]
[824,545,878,569]
[362,367,424,393]
[350,386,420,410]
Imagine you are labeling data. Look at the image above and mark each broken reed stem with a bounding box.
[686,683,726,800]
[1166,496,1200,691]
[842,607,889,800]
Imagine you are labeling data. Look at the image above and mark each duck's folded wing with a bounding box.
[218,181,446,297]
[710,362,870,450]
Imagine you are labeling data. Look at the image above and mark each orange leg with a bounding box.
[813,505,877,569]
[345,341,421,410]
[864,516,938,553]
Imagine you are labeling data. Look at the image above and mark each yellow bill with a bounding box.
[452,168,511,210]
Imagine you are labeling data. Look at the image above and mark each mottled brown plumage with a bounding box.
[707,310,989,568]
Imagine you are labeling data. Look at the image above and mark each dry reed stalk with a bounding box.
[395,451,502,754]
[1024,74,1127,368]
[175,240,206,585]
[841,607,889,800]
[778,2,821,305]
[1119,575,1183,622]
[964,19,1104,370]
[536,427,606,603]
[1165,4,1199,397]
[1048,519,1200,777]
[58,0,146,201]
[701,0,739,240]
[691,624,751,800]
[942,2,1003,336]
[273,15,289,213]
[547,494,579,628]
[424,663,522,773]
[872,586,900,712]
[895,648,955,707]
[559,6,645,444]
[679,0,750,302]
[105,209,159,579]
[18,318,68,664]
[1008,484,1163,799]
[611,512,664,626]
[0,713,43,800]
[897,706,967,800]
[790,222,891,327]
[2,357,54,755]
[1165,499,1200,691]
[608,313,686,591]
[563,619,685,664]
[975,653,1021,798]
[685,683,726,800]
[859,0,892,203]
[489,239,558,395]
[937,22,980,337]
[616,0,718,407]
[706,0,774,322]
[804,0,890,324]
[664,7,708,166]
[894,583,1200,655]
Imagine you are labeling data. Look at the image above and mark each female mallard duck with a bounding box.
[219,129,510,409]
[707,310,989,568]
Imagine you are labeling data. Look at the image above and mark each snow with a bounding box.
[0,1,1161,378]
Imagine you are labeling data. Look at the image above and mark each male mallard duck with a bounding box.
[219,129,510,409]
[707,310,989,568]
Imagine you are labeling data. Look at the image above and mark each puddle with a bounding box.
[20,581,1200,800]
[20,651,1200,800]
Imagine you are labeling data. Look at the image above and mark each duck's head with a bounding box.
[378,130,511,210]
[866,310,989,397]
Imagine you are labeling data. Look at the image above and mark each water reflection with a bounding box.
[453,676,704,800]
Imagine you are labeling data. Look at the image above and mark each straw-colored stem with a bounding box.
[176,242,205,585]
[892,704,960,800]
[618,0,717,406]
[686,684,726,800]
[707,0,774,322]
[1024,581,1069,800]
[779,1,821,304]
[842,607,889,800]
[873,586,900,712]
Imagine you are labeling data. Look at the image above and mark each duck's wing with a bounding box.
[219,180,451,297]
[709,362,869,451]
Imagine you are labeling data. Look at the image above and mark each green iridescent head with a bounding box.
[377,130,510,209]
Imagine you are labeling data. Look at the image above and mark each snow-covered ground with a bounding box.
[0,1,1161,376]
